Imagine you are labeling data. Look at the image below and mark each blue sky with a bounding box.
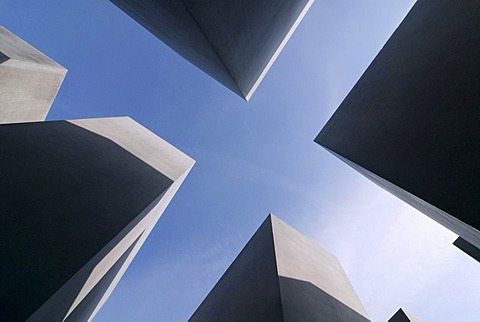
[2,1,479,321]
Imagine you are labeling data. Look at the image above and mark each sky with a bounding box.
[1,0,479,321]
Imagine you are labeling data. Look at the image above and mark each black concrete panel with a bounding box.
[316,0,480,248]
[453,237,480,262]
[389,310,410,322]
[0,121,172,321]
[109,0,310,99]
[0,52,8,64]
[65,234,142,321]
[184,0,309,98]
[279,277,370,322]
[109,0,243,97]
[189,216,284,322]
[388,308,420,322]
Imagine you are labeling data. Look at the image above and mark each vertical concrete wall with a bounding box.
[0,117,194,321]
[189,216,284,322]
[453,237,480,262]
[109,0,241,97]
[189,215,370,321]
[388,308,421,322]
[109,0,313,100]
[316,0,480,250]
[183,0,313,100]
[271,215,370,322]
[0,26,67,123]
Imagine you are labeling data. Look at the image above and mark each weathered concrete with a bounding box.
[315,0,480,251]
[0,117,194,321]
[388,308,421,322]
[0,26,67,124]
[453,237,480,262]
[189,214,370,321]
[109,0,314,100]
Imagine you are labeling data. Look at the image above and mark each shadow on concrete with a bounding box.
[0,52,8,64]
[316,0,480,248]
[189,216,284,322]
[65,234,143,321]
[454,237,480,262]
[278,276,371,322]
[0,121,172,321]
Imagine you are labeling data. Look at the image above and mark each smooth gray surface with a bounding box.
[1,120,171,321]
[388,308,421,322]
[0,26,66,123]
[189,215,284,322]
[279,277,369,322]
[316,0,480,249]
[189,215,370,321]
[453,237,480,262]
[109,0,313,100]
[0,117,194,321]
[64,236,142,322]
[108,0,241,97]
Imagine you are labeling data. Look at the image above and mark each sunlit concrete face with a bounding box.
[315,0,480,251]
[388,308,421,322]
[189,214,370,322]
[109,0,314,100]
[0,117,194,322]
[0,26,67,124]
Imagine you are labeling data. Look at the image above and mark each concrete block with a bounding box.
[453,237,480,262]
[189,214,370,321]
[315,0,480,252]
[109,0,314,100]
[0,117,194,321]
[388,308,421,322]
[0,26,67,124]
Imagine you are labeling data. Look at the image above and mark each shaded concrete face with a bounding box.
[109,0,313,100]
[1,121,171,321]
[315,0,480,249]
[189,215,370,321]
[388,308,421,322]
[0,26,67,123]
[64,236,142,322]
[189,216,284,322]
[0,117,195,321]
[278,277,369,322]
[453,237,480,262]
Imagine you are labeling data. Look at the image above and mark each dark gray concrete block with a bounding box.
[189,214,370,322]
[453,237,480,262]
[388,308,420,322]
[315,0,480,251]
[0,117,194,321]
[189,214,284,322]
[109,0,313,100]
[0,26,67,124]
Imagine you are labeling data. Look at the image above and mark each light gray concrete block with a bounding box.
[109,0,314,100]
[189,214,370,322]
[388,308,421,322]
[315,0,480,252]
[0,117,194,321]
[0,26,67,124]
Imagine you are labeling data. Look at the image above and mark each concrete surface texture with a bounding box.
[0,117,194,321]
[189,214,370,322]
[0,26,67,124]
[453,237,480,262]
[109,0,314,100]
[315,0,480,251]
[388,308,421,322]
